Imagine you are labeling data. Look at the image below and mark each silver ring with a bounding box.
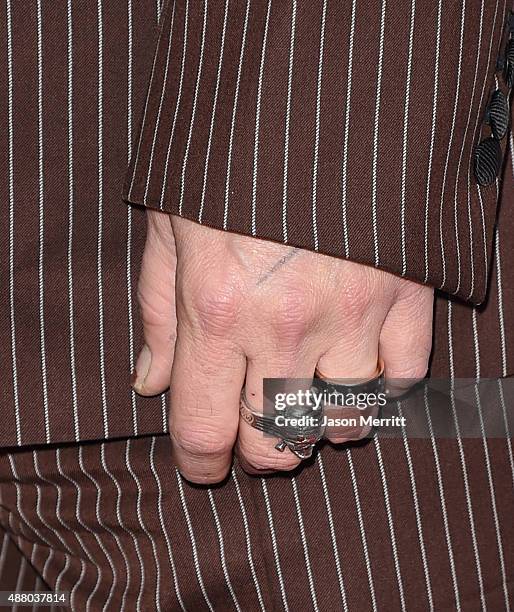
[239,388,324,460]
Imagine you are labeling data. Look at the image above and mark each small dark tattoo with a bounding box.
[256,248,300,286]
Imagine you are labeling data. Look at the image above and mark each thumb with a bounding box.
[132,210,177,396]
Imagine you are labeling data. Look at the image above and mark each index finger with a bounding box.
[169,320,246,484]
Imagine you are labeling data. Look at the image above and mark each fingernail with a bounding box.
[132,344,152,391]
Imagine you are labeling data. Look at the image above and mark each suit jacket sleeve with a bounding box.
[123,0,514,305]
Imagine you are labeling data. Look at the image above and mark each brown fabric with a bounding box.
[0,2,513,610]
[431,115,514,379]
[0,0,512,448]
[0,0,167,447]
[1,433,513,611]
[0,527,60,612]
[124,0,512,305]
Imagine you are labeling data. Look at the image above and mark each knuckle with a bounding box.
[188,279,241,337]
[339,275,374,321]
[387,360,428,384]
[171,426,232,459]
[270,289,314,345]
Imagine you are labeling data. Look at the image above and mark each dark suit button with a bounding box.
[504,39,514,87]
[474,137,502,186]
[487,90,509,140]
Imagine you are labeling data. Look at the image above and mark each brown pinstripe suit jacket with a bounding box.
[1,0,513,448]
[1,2,514,610]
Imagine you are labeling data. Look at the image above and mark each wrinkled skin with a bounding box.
[132,210,434,484]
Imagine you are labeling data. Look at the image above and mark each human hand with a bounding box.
[133,211,434,484]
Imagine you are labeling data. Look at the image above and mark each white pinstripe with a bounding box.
[100,443,140,612]
[179,0,209,217]
[317,454,348,611]
[223,0,251,230]
[6,512,40,594]
[476,183,489,297]
[159,0,189,210]
[438,0,466,291]
[497,378,514,491]
[494,233,507,379]
[371,0,387,267]
[27,527,37,567]
[96,0,109,437]
[464,185,476,297]
[400,0,415,277]
[291,477,319,611]
[470,2,503,299]
[44,454,88,596]
[396,402,434,611]
[8,457,49,551]
[199,0,230,225]
[126,439,161,612]
[175,468,214,611]
[466,0,503,300]
[67,559,87,605]
[8,456,54,586]
[40,549,54,594]
[471,311,510,610]
[447,300,486,610]
[251,0,272,236]
[160,394,167,436]
[282,0,297,244]
[12,553,27,612]
[231,469,266,612]
[453,0,485,297]
[0,530,9,579]
[454,0,485,296]
[66,0,80,442]
[510,131,514,176]
[27,549,37,584]
[63,542,86,610]
[494,231,514,489]
[128,0,164,432]
[311,0,327,252]
[36,0,50,443]
[33,576,42,612]
[373,436,406,611]
[126,0,162,200]
[55,449,103,611]
[6,0,21,446]
[149,437,186,611]
[346,450,377,611]
[261,479,289,612]
[341,0,357,259]
[143,0,177,207]
[31,453,73,592]
[126,0,139,435]
[77,446,125,611]
[208,489,242,612]
[423,0,442,284]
